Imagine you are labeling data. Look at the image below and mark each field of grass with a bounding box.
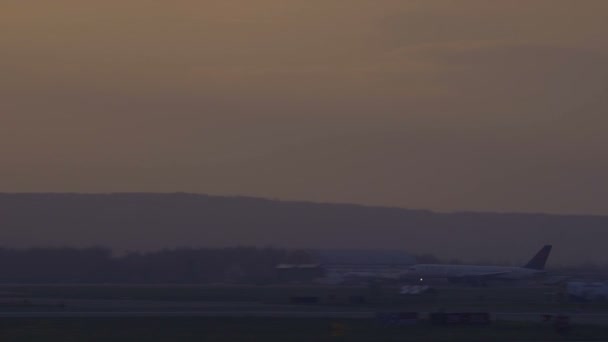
[0,317,607,342]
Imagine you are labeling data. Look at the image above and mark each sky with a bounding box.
[2,1,608,215]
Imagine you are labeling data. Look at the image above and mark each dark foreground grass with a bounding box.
[1,317,608,342]
[5,284,608,312]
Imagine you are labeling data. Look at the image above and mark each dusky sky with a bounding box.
[2,1,607,214]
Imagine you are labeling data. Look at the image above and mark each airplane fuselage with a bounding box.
[407,264,545,281]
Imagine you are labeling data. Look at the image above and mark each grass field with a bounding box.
[1,317,608,342]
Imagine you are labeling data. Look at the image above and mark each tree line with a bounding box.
[0,247,312,284]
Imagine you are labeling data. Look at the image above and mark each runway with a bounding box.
[1,293,608,325]
[1,309,608,325]
[0,310,373,318]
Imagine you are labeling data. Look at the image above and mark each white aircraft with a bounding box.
[406,245,552,285]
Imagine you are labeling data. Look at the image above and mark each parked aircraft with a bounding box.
[407,245,552,285]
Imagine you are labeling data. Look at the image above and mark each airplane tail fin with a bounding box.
[523,245,552,270]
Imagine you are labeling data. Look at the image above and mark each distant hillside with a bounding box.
[0,193,606,265]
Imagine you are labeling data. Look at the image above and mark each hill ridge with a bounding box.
[0,193,605,265]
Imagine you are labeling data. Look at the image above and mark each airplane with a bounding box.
[406,245,552,285]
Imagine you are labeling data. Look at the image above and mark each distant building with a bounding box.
[312,249,416,266]
[276,249,415,283]
[567,281,608,301]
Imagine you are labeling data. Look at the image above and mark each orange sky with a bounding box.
[2,0,607,214]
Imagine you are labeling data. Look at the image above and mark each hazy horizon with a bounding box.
[2,191,608,217]
[0,193,606,266]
